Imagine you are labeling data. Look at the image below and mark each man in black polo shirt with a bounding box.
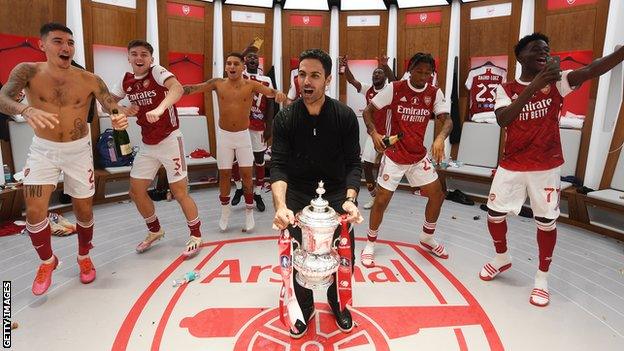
[271,48,362,338]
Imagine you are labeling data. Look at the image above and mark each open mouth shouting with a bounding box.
[536,56,548,69]
[302,87,314,97]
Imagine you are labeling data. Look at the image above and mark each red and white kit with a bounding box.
[243,71,274,152]
[371,80,449,191]
[487,70,576,218]
[287,68,301,101]
[360,83,391,164]
[465,66,507,123]
[112,65,187,183]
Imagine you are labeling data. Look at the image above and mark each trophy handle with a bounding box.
[292,238,300,250]
[333,237,341,249]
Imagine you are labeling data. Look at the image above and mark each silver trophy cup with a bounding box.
[292,181,341,289]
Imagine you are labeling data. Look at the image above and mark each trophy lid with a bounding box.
[296,181,340,228]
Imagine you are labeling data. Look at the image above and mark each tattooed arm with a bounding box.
[0,63,34,115]
[0,63,59,129]
[92,75,128,129]
[182,78,221,95]
[93,75,124,113]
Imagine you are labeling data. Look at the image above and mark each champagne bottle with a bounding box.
[112,109,132,156]
[382,132,403,147]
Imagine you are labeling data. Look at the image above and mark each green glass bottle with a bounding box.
[112,109,132,156]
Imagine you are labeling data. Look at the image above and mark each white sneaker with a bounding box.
[363,199,375,210]
[243,208,255,232]
[219,205,231,231]
[419,233,449,259]
[136,229,165,253]
[360,242,375,267]
[479,253,512,281]
[530,270,550,307]
[182,236,202,259]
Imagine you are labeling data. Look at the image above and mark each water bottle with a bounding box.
[3,164,11,183]
[172,270,200,287]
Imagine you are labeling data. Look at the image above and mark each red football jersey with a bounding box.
[243,71,274,131]
[495,70,576,171]
[465,67,506,122]
[360,83,391,135]
[287,69,301,100]
[113,65,178,145]
[372,80,449,164]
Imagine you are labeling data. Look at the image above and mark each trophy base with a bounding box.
[295,272,334,290]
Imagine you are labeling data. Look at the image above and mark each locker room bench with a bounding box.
[438,122,501,198]
[575,148,624,239]
[95,115,217,202]
[438,122,582,219]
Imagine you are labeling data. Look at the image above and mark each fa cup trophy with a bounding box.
[277,181,353,331]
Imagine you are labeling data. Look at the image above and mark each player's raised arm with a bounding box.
[0,63,60,129]
[341,55,362,92]
[252,80,286,104]
[183,78,222,96]
[377,54,397,82]
[567,45,624,88]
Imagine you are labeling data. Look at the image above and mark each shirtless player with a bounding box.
[0,23,128,295]
[183,52,286,232]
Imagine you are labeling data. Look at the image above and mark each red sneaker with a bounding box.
[32,255,58,295]
[77,256,96,284]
